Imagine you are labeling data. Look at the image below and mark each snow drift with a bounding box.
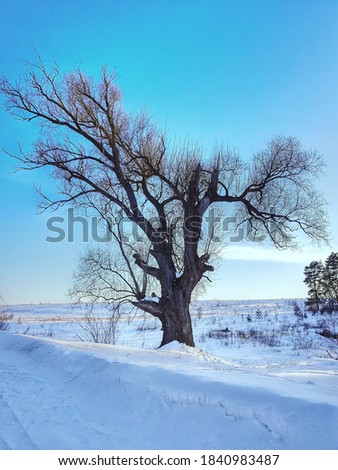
[0,331,337,450]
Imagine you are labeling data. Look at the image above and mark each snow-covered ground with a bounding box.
[0,299,337,449]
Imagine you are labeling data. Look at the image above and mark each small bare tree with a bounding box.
[0,59,329,347]
[77,304,121,345]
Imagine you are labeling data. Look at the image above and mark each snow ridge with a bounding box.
[0,332,337,450]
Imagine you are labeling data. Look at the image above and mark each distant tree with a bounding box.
[255,309,262,319]
[322,252,338,312]
[306,253,338,359]
[304,261,325,313]
[0,59,330,347]
[304,253,338,314]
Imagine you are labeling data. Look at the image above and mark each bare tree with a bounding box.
[77,304,121,345]
[0,60,329,347]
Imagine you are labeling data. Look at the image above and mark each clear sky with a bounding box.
[1,0,338,304]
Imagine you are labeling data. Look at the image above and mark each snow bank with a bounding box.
[0,331,337,450]
[158,340,191,351]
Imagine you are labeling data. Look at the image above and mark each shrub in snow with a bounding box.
[208,328,231,339]
[293,301,304,320]
[316,311,338,359]
[196,306,203,319]
[78,306,121,345]
[0,312,13,331]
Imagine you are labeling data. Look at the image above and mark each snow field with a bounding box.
[1,299,338,449]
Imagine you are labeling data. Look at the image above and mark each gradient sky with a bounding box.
[1,0,338,304]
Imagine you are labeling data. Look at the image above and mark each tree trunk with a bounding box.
[159,286,195,347]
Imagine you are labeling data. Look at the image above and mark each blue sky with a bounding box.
[1,0,338,304]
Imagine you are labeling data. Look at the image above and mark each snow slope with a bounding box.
[0,331,337,450]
